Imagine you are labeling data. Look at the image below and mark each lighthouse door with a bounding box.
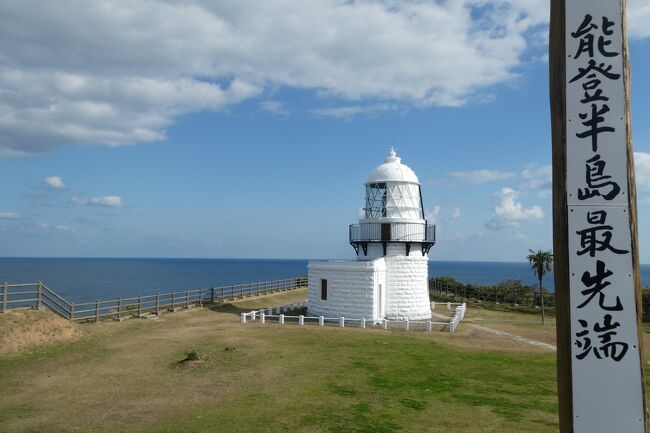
[381,223,391,241]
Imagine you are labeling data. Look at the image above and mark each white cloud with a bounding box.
[312,104,398,119]
[634,152,650,190]
[259,100,288,116]
[450,169,517,184]
[71,195,123,207]
[425,206,441,224]
[36,223,77,233]
[0,0,550,155]
[520,164,551,191]
[485,187,543,229]
[54,224,75,232]
[629,0,650,39]
[44,175,66,189]
[0,211,20,219]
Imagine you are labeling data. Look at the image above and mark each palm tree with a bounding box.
[526,249,553,325]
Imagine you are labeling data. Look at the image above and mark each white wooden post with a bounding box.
[431,301,436,310]
[279,314,284,325]
[260,313,265,324]
[319,316,324,326]
[447,301,451,310]
[298,315,304,326]
[404,319,409,331]
[339,317,345,327]
[426,321,432,332]
[360,318,366,329]
[251,310,256,320]
[240,312,246,323]
[383,319,389,330]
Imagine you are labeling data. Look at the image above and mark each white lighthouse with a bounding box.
[307,148,435,322]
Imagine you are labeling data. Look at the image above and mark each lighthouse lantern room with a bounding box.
[307,149,435,322]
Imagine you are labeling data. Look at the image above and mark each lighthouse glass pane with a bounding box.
[385,183,423,219]
[365,183,386,218]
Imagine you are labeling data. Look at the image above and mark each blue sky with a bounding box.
[1,0,650,262]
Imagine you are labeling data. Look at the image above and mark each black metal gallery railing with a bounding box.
[349,221,435,243]
[349,221,435,256]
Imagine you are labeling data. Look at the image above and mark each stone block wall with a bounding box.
[384,244,431,320]
[307,259,385,320]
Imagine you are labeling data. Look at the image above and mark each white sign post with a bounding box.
[552,0,647,432]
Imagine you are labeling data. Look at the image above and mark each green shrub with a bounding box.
[185,349,201,361]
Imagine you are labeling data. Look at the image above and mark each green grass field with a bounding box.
[0,290,646,433]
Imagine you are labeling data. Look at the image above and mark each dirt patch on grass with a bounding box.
[0,309,82,354]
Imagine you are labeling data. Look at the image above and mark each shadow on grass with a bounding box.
[204,302,306,317]
[205,303,253,317]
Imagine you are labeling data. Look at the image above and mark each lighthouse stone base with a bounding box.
[307,259,386,321]
[383,254,431,320]
[307,248,431,322]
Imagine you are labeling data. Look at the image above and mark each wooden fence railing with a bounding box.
[0,277,308,322]
[429,278,555,308]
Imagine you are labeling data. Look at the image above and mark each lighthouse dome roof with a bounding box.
[366,148,419,184]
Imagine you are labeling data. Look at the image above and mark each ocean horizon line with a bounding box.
[1,256,627,265]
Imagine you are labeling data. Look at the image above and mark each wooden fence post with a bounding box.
[95,300,100,323]
[210,287,215,304]
[185,290,189,308]
[36,281,42,310]
[2,282,7,313]
[156,293,160,315]
[171,292,175,311]
[117,297,122,320]
[198,289,203,307]
[221,286,225,302]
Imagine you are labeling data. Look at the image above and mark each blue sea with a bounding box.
[1,257,649,303]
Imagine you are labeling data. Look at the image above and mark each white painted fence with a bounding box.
[430,301,466,312]
[241,302,467,333]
